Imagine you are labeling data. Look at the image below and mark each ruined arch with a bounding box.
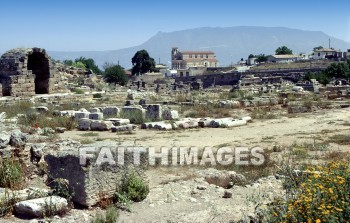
[27,51,50,94]
[0,47,67,96]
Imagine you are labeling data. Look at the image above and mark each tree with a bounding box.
[131,50,156,76]
[313,46,323,51]
[63,60,73,66]
[275,46,293,55]
[323,63,350,79]
[72,61,86,69]
[256,54,269,63]
[103,65,128,86]
[74,57,102,74]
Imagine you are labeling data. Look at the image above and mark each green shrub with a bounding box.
[266,161,350,222]
[120,111,149,124]
[0,101,33,118]
[118,172,149,202]
[93,93,103,99]
[0,190,18,217]
[0,158,24,189]
[50,178,73,203]
[74,88,85,94]
[90,205,119,223]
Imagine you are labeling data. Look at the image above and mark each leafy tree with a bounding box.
[323,63,350,79]
[63,60,73,66]
[74,57,102,74]
[304,71,330,85]
[72,61,86,69]
[256,54,269,63]
[275,46,293,55]
[313,46,323,51]
[103,65,128,86]
[248,54,255,58]
[131,50,156,76]
[306,62,350,85]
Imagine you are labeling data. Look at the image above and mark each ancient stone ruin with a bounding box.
[0,47,66,96]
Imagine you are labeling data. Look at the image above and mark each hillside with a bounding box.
[48,26,350,69]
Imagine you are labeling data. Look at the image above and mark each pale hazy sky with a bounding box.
[0,0,349,53]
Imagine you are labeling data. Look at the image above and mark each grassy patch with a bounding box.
[326,134,350,145]
[80,139,96,144]
[79,132,100,137]
[0,101,32,118]
[182,104,232,118]
[120,110,149,124]
[0,158,25,190]
[90,205,119,223]
[251,108,278,119]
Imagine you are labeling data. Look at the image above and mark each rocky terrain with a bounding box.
[0,86,349,223]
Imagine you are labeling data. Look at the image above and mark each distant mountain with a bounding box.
[48,26,350,69]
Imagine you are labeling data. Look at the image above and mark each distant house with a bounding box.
[267,54,302,63]
[171,47,219,70]
[343,49,350,59]
[247,57,257,65]
[312,48,343,60]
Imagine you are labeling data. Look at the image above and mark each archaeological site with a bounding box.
[1,39,350,223]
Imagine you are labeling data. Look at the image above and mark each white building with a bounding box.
[267,54,302,63]
[171,47,219,70]
[312,48,343,60]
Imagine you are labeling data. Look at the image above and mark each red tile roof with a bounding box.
[180,51,215,54]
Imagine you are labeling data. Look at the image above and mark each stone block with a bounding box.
[60,110,76,117]
[14,196,68,218]
[44,142,147,207]
[162,110,179,120]
[88,108,101,113]
[74,112,90,121]
[111,124,136,132]
[146,104,162,121]
[90,120,113,131]
[105,118,130,126]
[89,112,103,120]
[78,118,91,131]
[102,106,119,117]
[0,131,10,148]
[121,106,146,120]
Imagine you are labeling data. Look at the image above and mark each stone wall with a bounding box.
[0,48,66,97]
[45,141,148,207]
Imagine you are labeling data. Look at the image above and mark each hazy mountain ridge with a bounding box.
[47,26,350,69]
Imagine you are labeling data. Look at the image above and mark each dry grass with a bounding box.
[326,134,350,145]
[181,104,232,118]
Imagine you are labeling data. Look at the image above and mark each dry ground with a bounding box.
[2,107,350,222]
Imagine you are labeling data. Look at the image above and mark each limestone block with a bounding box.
[162,110,179,120]
[78,118,91,131]
[89,112,103,120]
[44,142,147,207]
[90,120,113,131]
[74,112,90,121]
[105,118,130,126]
[102,106,119,117]
[146,104,162,121]
[14,196,67,218]
[88,108,101,113]
[111,124,136,132]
